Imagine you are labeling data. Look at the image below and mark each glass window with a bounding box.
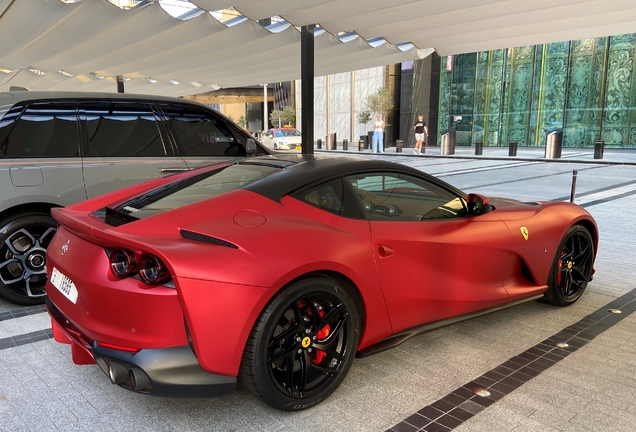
[297,179,344,215]
[161,105,246,157]
[110,163,279,221]
[1,102,79,158]
[83,102,166,157]
[345,172,467,221]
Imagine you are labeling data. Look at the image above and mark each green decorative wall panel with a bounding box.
[439,33,636,148]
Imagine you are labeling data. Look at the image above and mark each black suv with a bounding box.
[0,91,268,305]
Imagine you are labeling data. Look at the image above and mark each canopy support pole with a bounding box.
[301,24,315,154]
[263,84,268,132]
[116,75,124,93]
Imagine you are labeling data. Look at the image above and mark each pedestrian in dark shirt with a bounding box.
[413,114,428,155]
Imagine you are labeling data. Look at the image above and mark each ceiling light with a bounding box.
[190,81,202,87]
[28,67,48,76]
[170,79,180,85]
[145,78,158,84]
[58,70,74,77]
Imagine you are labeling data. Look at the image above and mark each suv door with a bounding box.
[0,101,84,304]
[0,101,86,206]
[79,101,188,199]
[158,103,265,169]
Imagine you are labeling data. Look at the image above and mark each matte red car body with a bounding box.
[45,156,598,392]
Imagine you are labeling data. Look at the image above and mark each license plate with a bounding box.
[295,145,302,150]
[50,267,78,304]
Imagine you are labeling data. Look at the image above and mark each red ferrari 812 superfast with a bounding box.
[45,155,597,410]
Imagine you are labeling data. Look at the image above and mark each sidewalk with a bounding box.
[311,144,636,165]
[1,154,635,432]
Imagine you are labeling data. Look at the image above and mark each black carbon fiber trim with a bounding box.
[179,230,238,249]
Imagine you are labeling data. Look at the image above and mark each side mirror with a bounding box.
[466,193,490,216]
[246,138,256,157]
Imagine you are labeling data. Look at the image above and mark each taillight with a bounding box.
[109,249,137,278]
[138,255,170,285]
[109,249,170,286]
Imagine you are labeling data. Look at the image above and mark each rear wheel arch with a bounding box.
[0,202,60,224]
[268,270,367,340]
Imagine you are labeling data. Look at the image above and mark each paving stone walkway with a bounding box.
[1,150,635,431]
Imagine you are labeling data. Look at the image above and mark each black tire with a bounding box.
[239,275,361,411]
[0,213,57,306]
[544,225,594,307]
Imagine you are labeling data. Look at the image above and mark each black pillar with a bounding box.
[301,24,314,155]
[116,75,124,93]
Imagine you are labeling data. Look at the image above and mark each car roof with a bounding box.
[242,155,466,201]
[0,91,210,109]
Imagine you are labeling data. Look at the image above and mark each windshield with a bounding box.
[274,129,301,138]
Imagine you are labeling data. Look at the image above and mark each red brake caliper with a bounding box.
[557,251,564,285]
[312,310,330,365]
[297,300,331,365]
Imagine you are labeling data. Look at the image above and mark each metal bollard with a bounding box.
[570,170,578,203]
[316,139,322,149]
[342,139,348,151]
[358,139,365,151]
[326,133,337,150]
[594,140,604,159]
[545,130,563,159]
[396,139,403,153]
[441,132,456,155]
[509,140,518,157]
[475,140,483,155]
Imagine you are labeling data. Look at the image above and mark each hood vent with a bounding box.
[180,230,238,249]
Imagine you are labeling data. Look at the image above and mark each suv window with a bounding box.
[82,102,167,157]
[0,102,79,158]
[161,104,247,157]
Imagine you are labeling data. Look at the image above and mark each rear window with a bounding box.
[104,163,279,224]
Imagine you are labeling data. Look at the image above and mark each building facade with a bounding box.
[437,33,636,148]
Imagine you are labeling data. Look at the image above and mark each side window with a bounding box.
[84,102,169,157]
[82,102,167,157]
[161,105,246,157]
[0,102,79,158]
[296,178,345,216]
[345,172,467,220]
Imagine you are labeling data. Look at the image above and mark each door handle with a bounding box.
[379,245,395,257]
[159,167,192,173]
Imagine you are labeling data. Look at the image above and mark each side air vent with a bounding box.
[180,230,238,249]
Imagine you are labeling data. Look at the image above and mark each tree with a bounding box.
[365,87,395,123]
[270,106,296,127]
[357,110,372,131]
[237,115,248,129]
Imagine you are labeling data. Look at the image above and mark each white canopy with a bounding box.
[0,0,634,96]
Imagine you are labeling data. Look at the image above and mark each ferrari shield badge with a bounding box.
[520,226,529,241]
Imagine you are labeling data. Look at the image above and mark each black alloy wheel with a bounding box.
[240,276,361,410]
[544,225,594,306]
[0,213,57,306]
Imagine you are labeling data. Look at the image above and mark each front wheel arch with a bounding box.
[543,224,594,307]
